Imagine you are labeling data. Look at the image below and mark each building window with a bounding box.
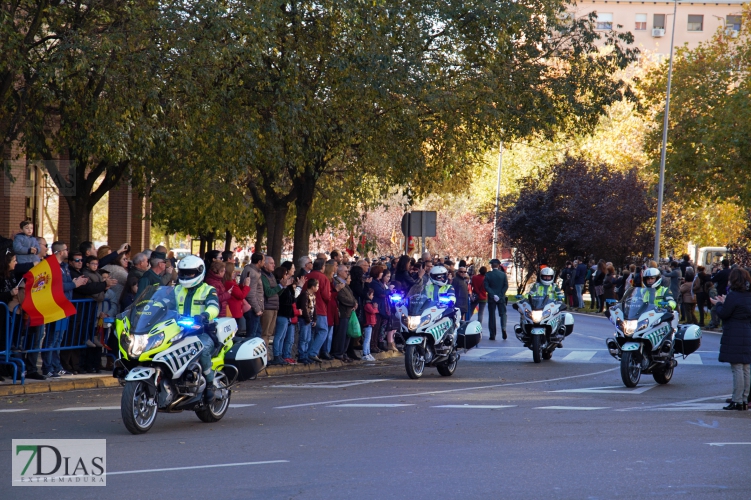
[653,14,666,30]
[687,15,703,32]
[596,13,613,30]
[727,15,742,32]
[635,14,647,31]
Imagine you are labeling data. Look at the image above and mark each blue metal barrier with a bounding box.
[1,299,102,385]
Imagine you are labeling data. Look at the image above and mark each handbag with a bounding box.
[291,303,301,325]
[241,299,251,314]
[346,312,362,338]
[595,285,605,296]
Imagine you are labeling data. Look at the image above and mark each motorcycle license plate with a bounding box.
[532,327,545,335]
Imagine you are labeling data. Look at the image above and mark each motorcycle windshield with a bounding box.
[127,286,179,334]
[405,283,437,315]
[620,287,658,319]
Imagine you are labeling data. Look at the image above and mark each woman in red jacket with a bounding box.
[224,262,250,331]
[470,266,488,324]
[204,260,233,317]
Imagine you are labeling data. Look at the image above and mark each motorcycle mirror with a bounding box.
[512,303,519,311]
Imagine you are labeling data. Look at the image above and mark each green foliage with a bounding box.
[639,7,751,209]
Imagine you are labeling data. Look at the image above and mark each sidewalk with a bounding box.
[0,350,403,396]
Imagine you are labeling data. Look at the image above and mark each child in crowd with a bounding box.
[362,288,378,362]
[296,278,318,364]
[120,275,139,312]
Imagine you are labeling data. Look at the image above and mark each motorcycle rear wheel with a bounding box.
[652,364,674,384]
[532,335,542,363]
[620,352,641,388]
[121,381,158,435]
[405,345,425,379]
[195,376,231,423]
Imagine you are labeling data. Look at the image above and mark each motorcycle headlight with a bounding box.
[420,314,431,327]
[407,316,422,330]
[531,310,543,323]
[542,310,551,319]
[129,333,164,357]
[621,320,638,335]
[636,319,650,332]
[524,308,532,320]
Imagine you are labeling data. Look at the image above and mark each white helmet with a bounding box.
[177,255,205,288]
[430,265,449,286]
[540,267,555,286]
[643,267,662,288]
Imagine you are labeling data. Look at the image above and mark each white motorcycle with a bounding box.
[394,283,482,379]
[605,287,702,387]
[512,287,574,363]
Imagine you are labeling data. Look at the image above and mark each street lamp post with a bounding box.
[491,140,503,260]
[654,0,679,261]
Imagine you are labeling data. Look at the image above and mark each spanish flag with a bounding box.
[21,256,77,326]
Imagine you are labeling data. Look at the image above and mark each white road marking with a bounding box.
[55,406,121,411]
[680,354,703,365]
[562,351,597,362]
[462,349,499,359]
[617,394,731,412]
[653,403,727,411]
[0,409,27,413]
[707,443,751,447]
[550,385,656,395]
[274,367,618,409]
[107,460,289,476]
[229,404,256,408]
[269,379,392,389]
[535,406,610,410]
[431,405,516,409]
[329,403,414,408]
[510,350,533,360]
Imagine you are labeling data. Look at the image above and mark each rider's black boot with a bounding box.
[204,386,215,404]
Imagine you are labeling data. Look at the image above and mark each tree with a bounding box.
[639,7,751,209]
[225,0,638,263]
[19,1,170,249]
[499,157,654,288]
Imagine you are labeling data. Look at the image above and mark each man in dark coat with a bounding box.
[137,251,167,294]
[711,259,732,296]
[484,259,509,340]
[451,266,469,320]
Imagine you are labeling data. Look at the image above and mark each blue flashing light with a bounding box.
[177,318,195,327]
[389,294,402,303]
[438,296,454,303]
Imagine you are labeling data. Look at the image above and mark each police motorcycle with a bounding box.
[512,276,574,363]
[112,286,267,434]
[393,276,482,379]
[605,286,701,388]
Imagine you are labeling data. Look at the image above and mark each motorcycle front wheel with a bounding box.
[405,345,425,379]
[121,380,158,435]
[437,356,457,377]
[620,352,641,387]
[652,363,674,384]
[195,375,231,423]
[532,335,542,363]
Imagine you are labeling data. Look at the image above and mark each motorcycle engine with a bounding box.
[176,362,203,396]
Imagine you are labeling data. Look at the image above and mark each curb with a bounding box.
[0,351,403,396]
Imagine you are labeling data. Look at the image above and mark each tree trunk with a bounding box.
[224,230,232,253]
[66,196,92,251]
[292,179,316,266]
[254,219,264,255]
[199,235,206,257]
[263,204,289,263]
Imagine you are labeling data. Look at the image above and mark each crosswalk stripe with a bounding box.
[680,354,703,365]
[229,404,256,408]
[510,350,533,359]
[561,351,597,362]
[462,349,499,359]
[431,405,516,409]
[329,404,414,408]
[0,409,27,413]
[535,406,610,410]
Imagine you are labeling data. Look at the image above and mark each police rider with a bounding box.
[424,265,457,309]
[175,255,220,402]
[527,267,561,301]
[641,267,677,326]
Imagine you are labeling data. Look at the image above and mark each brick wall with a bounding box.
[0,145,27,238]
[107,182,132,249]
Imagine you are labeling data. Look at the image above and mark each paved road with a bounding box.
[1,307,748,499]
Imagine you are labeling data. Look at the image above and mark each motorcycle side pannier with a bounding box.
[674,324,702,356]
[224,337,267,381]
[457,320,482,349]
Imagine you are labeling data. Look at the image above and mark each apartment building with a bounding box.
[570,0,746,56]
